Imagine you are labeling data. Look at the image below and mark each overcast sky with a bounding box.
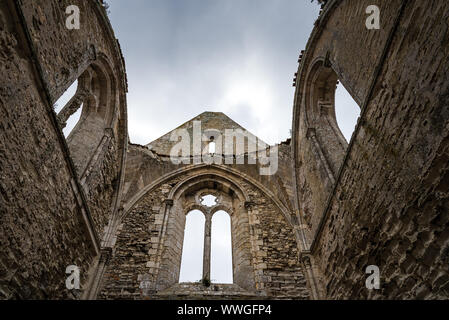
[106,0,323,145]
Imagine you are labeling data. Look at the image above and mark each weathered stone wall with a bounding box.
[20,0,127,101]
[153,283,261,300]
[122,113,296,222]
[98,181,170,299]
[98,166,310,300]
[147,111,266,156]
[246,188,309,298]
[293,0,449,299]
[0,0,127,299]
[83,135,120,237]
[18,0,128,240]
[293,0,404,241]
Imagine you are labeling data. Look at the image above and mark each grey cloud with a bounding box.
[107,0,321,145]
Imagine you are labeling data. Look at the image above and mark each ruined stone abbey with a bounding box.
[1,0,449,300]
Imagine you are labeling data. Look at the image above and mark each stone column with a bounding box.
[202,212,212,282]
[84,247,113,300]
[154,199,174,290]
[301,254,322,300]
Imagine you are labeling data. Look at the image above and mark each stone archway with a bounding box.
[156,174,256,292]
[98,165,310,300]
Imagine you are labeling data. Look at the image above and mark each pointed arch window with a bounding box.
[179,195,233,284]
[52,59,119,177]
[303,61,362,175]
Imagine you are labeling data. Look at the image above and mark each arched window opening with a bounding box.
[201,194,217,207]
[306,62,362,174]
[211,210,233,284]
[179,210,205,283]
[335,82,360,142]
[53,61,118,175]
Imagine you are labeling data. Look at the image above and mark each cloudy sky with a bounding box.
[106,0,324,145]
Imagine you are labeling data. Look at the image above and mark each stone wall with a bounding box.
[246,188,309,298]
[293,0,404,243]
[293,0,449,299]
[122,113,297,219]
[98,165,310,300]
[0,0,127,299]
[99,181,170,299]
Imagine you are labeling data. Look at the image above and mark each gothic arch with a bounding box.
[58,55,122,175]
[158,174,255,291]
[300,58,360,179]
[97,163,310,298]
[122,164,294,229]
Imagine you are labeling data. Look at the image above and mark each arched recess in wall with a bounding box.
[51,53,128,242]
[304,59,360,176]
[54,56,121,177]
[290,58,362,246]
[111,165,302,297]
[122,165,295,229]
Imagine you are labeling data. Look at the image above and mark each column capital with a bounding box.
[244,201,255,210]
[300,253,312,267]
